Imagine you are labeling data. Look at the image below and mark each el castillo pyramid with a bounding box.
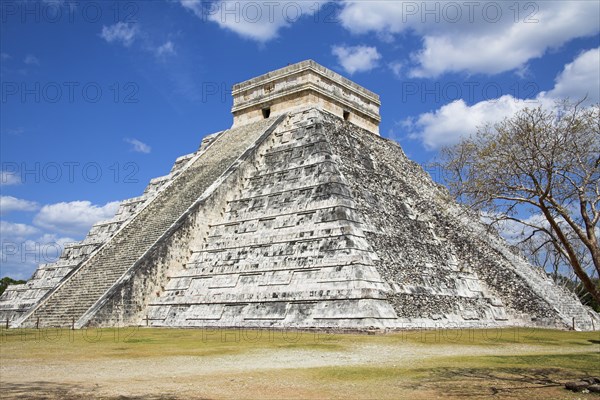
[1,60,598,331]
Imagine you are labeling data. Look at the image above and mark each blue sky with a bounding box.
[1,0,599,279]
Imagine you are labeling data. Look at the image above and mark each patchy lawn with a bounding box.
[1,327,599,399]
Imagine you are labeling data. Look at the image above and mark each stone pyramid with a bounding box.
[1,61,598,331]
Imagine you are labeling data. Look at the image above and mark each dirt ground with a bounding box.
[1,327,599,399]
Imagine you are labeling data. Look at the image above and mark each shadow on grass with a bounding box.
[427,367,588,397]
[1,381,89,399]
[0,381,206,400]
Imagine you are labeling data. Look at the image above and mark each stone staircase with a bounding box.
[146,108,398,329]
[484,232,600,331]
[0,134,215,325]
[17,117,283,328]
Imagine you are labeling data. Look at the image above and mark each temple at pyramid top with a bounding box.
[231,60,381,135]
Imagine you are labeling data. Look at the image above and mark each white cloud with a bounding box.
[0,171,21,186]
[23,54,39,65]
[0,196,39,215]
[5,127,25,136]
[0,232,76,280]
[100,22,139,47]
[482,212,549,245]
[1,53,11,60]
[0,221,39,238]
[389,61,403,78]
[405,47,597,149]
[331,45,381,75]
[404,96,533,150]
[547,47,600,103]
[33,201,120,236]
[155,41,176,57]
[124,138,151,153]
[338,1,600,77]
[1,199,118,279]
[180,0,324,42]
[100,24,178,63]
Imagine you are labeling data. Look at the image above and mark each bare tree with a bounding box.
[441,100,600,303]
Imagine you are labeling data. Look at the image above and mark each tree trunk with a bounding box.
[539,202,600,304]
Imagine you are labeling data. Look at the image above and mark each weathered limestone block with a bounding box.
[232,60,380,135]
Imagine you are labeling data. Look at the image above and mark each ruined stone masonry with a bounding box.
[1,60,598,331]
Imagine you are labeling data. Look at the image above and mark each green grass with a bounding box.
[2,327,599,399]
[305,352,600,381]
[0,326,348,360]
[2,326,598,353]
[293,351,600,399]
